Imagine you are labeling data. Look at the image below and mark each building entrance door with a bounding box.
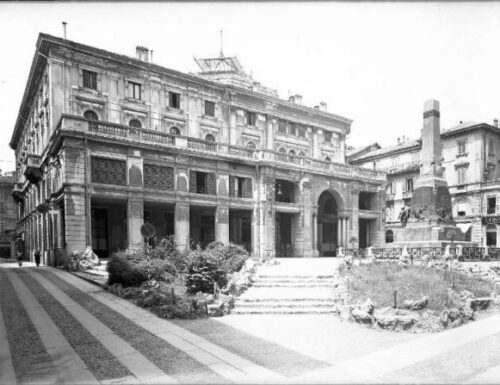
[276,213,293,257]
[91,208,108,257]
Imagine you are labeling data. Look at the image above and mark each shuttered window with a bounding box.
[144,164,174,190]
[91,157,126,185]
[189,170,216,195]
[229,176,252,198]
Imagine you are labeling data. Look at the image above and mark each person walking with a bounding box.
[34,249,41,267]
[16,250,23,267]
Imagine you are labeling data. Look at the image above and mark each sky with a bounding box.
[1,2,499,173]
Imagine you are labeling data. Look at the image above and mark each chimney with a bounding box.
[314,105,319,109]
[397,137,400,145]
[62,21,67,39]
[150,50,154,63]
[494,118,498,128]
[294,94,302,105]
[136,46,150,62]
[288,95,295,103]
[319,102,327,111]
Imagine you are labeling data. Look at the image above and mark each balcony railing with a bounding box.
[55,114,386,182]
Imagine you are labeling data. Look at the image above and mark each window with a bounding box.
[129,119,142,129]
[405,178,414,192]
[457,139,467,155]
[298,151,305,157]
[289,150,296,156]
[487,197,496,214]
[385,230,394,243]
[289,123,297,136]
[297,125,306,137]
[386,181,394,195]
[324,131,332,143]
[246,142,256,149]
[246,111,256,126]
[83,110,98,121]
[189,171,216,195]
[83,70,97,90]
[325,156,331,162]
[169,92,180,109]
[457,167,467,185]
[229,176,253,198]
[169,127,180,136]
[205,134,215,142]
[457,211,466,217]
[488,139,495,156]
[204,101,215,117]
[486,224,497,246]
[128,81,141,100]
[278,120,287,134]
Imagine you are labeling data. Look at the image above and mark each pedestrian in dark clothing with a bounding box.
[34,250,41,267]
[16,251,23,267]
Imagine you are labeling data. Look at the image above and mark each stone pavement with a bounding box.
[1,261,500,384]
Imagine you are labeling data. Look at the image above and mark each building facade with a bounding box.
[349,120,500,247]
[10,33,385,266]
[0,171,17,258]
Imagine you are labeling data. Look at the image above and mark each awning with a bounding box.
[456,223,472,233]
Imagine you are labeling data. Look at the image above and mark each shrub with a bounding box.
[135,258,177,283]
[185,243,249,294]
[107,254,148,287]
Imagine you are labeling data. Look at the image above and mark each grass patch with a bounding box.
[342,263,498,311]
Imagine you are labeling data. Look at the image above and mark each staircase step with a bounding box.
[251,283,333,288]
[231,307,337,315]
[234,301,335,308]
[236,297,335,303]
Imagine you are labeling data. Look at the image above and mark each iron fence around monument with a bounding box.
[339,247,500,261]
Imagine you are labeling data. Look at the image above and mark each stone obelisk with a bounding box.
[392,99,467,246]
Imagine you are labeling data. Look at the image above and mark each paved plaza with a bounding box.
[1,261,500,384]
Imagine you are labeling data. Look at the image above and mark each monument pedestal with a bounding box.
[387,99,475,249]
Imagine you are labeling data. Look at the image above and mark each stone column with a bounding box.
[127,195,144,249]
[344,217,349,248]
[337,217,342,248]
[215,205,229,245]
[312,208,319,257]
[312,129,321,159]
[175,203,190,255]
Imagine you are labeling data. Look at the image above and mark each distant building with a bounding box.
[10,33,385,266]
[0,171,17,258]
[349,120,500,246]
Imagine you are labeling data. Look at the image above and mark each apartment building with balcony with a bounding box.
[349,121,500,246]
[10,33,386,266]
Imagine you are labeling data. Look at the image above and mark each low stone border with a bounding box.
[332,258,500,333]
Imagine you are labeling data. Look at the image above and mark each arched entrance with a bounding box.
[317,190,343,256]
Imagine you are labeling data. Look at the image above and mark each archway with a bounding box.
[317,190,343,256]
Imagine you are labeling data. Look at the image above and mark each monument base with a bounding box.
[387,222,475,248]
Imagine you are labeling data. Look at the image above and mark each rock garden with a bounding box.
[333,255,500,333]
[98,237,256,319]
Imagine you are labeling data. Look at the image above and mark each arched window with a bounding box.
[385,230,394,243]
[486,224,497,246]
[246,141,256,149]
[298,151,305,157]
[83,110,98,121]
[289,150,296,156]
[325,156,331,162]
[129,119,142,129]
[205,134,215,142]
[278,147,286,153]
[170,127,180,136]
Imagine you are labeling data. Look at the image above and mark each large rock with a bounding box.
[374,308,418,331]
[351,308,373,324]
[402,296,429,311]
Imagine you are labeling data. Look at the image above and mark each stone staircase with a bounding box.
[232,258,340,315]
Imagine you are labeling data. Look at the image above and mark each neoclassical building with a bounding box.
[10,33,385,266]
[349,119,500,247]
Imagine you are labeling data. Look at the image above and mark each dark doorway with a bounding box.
[229,210,252,252]
[91,208,108,257]
[359,219,370,248]
[190,207,215,249]
[276,213,293,257]
[317,190,340,256]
